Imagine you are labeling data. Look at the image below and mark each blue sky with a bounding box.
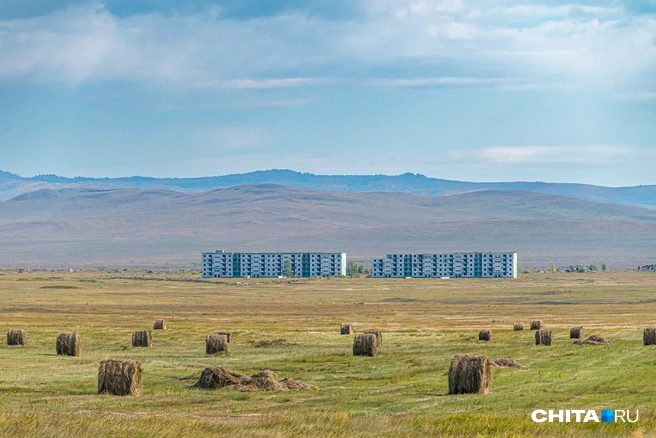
[1,1,655,186]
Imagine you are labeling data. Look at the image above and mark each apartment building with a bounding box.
[371,252,517,278]
[202,250,346,278]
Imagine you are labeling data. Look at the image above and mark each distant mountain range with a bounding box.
[1,169,655,209]
[1,184,655,268]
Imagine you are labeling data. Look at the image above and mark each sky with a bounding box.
[1,1,655,186]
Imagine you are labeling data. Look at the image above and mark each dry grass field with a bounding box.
[1,270,656,437]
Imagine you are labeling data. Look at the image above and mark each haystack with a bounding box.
[644,328,656,346]
[206,334,229,355]
[363,330,382,347]
[98,359,142,396]
[340,324,353,335]
[56,332,81,356]
[353,333,377,357]
[535,329,552,346]
[574,335,610,345]
[530,320,542,330]
[513,323,524,331]
[493,358,524,368]
[218,332,232,342]
[194,366,317,391]
[7,328,25,346]
[153,319,166,330]
[132,330,152,347]
[570,326,583,339]
[448,355,491,395]
[479,329,492,341]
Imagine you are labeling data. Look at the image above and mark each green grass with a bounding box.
[1,271,656,437]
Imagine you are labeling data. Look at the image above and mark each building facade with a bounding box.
[202,250,346,278]
[371,252,517,278]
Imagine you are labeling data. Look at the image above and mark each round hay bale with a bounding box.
[479,329,492,341]
[7,328,25,346]
[513,323,524,331]
[218,332,232,342]
[530,320,542,330]
[206,334,229,355]
[153,319,166,330]
[132,330,152,348]
[353,333,377,357]
[448,354,491,395]
[570,326,583,339]
[535,329,552,346]
[363,330,382,347]
[643,328,656,346]
[98,359,142,396]
[340,324,353,335]
[56,332,81,356]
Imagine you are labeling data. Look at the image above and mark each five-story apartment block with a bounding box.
[371,252,517,278]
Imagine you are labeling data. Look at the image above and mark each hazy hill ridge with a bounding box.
[1,169,655,209]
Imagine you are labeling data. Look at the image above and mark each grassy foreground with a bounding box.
[1,270,656,437]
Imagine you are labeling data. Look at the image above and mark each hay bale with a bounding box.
[132,330,152,348]
[194,366,243,389]
[340,324,353,335]
[353,333,377,357]
[535,329,552,346]
[56,332,81,356]
[194,366,318,391]
[574,335,610,345]
[513,323,524,331]
[7,328,25,346]
[494,358,524,368]
[570,326,583,339]
[153,319,166,330]
[479,329,492,341]
[218,332,232,342]
[363,330,382,347]
[98,359,142,396]
[530,320,542,330]
[206,334,229,355]
[644,328,656,346]
[448,355,491,395]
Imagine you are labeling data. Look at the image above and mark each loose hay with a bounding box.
[535,329,552,346]
[56,332,81,356]
[479,329,492,341]
[340,324,353,335]
[448,355,491,395]
[644,328,656,346]
[570,326,583,339]
[194,366,317,392]
[363,330,382,347]
[530,320,542,330]
[7,328,25,346]
[353,333,377,357]
[132,330,152,348]
[218,332,232,342]
[494,358,524,368]
[513,323,524,331]
[574,335,611,345]
[98,359,142,396]
[206,334,229,354]
[153,319,166,330]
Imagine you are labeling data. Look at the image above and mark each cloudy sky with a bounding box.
[1,0,655,186]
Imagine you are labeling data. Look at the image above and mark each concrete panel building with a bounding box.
[202,250,346,278]
[371,252,517,278]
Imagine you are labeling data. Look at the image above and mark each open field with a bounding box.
[1,270,656,437]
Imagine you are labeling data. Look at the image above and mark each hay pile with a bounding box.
[643,328,656,345]
[448,355,491,395]
[340,324,353,335]
[535,329,552,346]
[218,332,232,342]
[570,326,583,339]
[574,335,610,345]
[98,359,142,396]
[56,332,81,356]
[154,319,166,330]
[479,329,491,341]
[363,330,382,347]
[493,358,524,368]
[206,334,229,354]
[7,328,25,346]
[353,333,377,357]
[530,320,542,330]
[194,366,317,392]
[132,330,152,347]
[513,323,524,331]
